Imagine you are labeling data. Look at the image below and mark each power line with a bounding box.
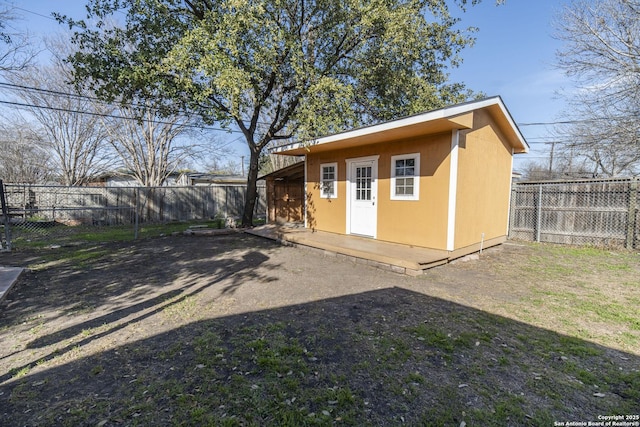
[0,99,243,134]
[14,6,57,21]
[519,114,640,127]
[8,81,640,130]
[0,81,184,113]
[0,80,278,129]
[5,80,640,143]
[0,81,105,103]
[14,5,128,21]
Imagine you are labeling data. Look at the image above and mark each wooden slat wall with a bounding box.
[509,179,638,248]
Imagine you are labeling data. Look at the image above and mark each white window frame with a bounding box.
[390,153,420,201]
[320,162,338,199]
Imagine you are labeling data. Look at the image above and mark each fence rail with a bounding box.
[3,178,638,251]
[509,178,639,249]
[0,183,266,250]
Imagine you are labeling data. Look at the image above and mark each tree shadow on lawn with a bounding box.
[0,235,280,381]
[1,287,638,426]
[0,234,280,328]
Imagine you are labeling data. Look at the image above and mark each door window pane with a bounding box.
[355,166,372,201]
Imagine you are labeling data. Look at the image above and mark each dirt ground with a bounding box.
[0,233,638,425]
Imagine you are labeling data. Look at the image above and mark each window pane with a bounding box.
[327,182,334,195]
[393,156,419,198]
[322,166,335,180]
[321,165,336,197]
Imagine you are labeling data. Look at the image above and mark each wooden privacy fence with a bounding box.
[509,178,639,249]
[0,183,267,249]
[2,183,266,226]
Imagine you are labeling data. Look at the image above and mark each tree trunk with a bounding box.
[241,148,261,227]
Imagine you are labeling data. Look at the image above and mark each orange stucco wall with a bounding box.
[304,110,515,251]
[306,133,453,249]
[453,109,513,249]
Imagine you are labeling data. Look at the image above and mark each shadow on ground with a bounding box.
[0,235,281,385]
[0,234,280,328]
[1,286,638,426]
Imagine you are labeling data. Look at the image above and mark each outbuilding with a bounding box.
[271,96,529,260]
[262,161,305,224]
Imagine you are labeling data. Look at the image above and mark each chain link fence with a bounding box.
[4,179,638,251]
[0,182,266,250]
[509,178,639,249]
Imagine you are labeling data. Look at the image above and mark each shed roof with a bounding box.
[259,161,305,181]
[274,96,529,156]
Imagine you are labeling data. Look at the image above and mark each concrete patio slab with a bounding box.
[0,266,23,303]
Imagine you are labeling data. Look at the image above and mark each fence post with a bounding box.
[0,180,12,251]
[508,186,515,238]
[134,187,140,240]
[627,179,638,249]
[535,184,543,242]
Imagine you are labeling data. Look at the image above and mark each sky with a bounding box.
[8,0,574,172]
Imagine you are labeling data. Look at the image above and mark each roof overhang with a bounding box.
[273,96,529,156]
[259,160,305,181]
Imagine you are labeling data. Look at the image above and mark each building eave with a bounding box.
[273,96,529,156]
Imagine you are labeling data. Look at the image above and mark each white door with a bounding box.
[348,158,378,237]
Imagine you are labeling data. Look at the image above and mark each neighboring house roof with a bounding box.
[274,96,529,156]
[87,171,180,187]
[178,172,247,185]
[92,171,181,179]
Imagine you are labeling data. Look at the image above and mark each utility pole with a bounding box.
[547,140,556,178]
[241,156,245,176]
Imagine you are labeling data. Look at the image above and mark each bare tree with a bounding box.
[521,155,597,181]
[0,4,36,74]
[205,158,244,176]
[555,0,640,176]
[103,103,204,187]
[0,123,52,183]
[5,35,114,185]
[554,101,640,176]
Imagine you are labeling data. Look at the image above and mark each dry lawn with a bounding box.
[0,233,638,426]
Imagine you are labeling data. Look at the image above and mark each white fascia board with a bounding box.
[276,96,529,154]
[315,101,480,144]
[491,97,530,153]
[446,130,460,252]
[303,155,308,228]
[277,97,503,152]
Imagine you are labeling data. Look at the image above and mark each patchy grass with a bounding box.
[0,236,639,425]
[9,219,264,250]
[466,242,640,354]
